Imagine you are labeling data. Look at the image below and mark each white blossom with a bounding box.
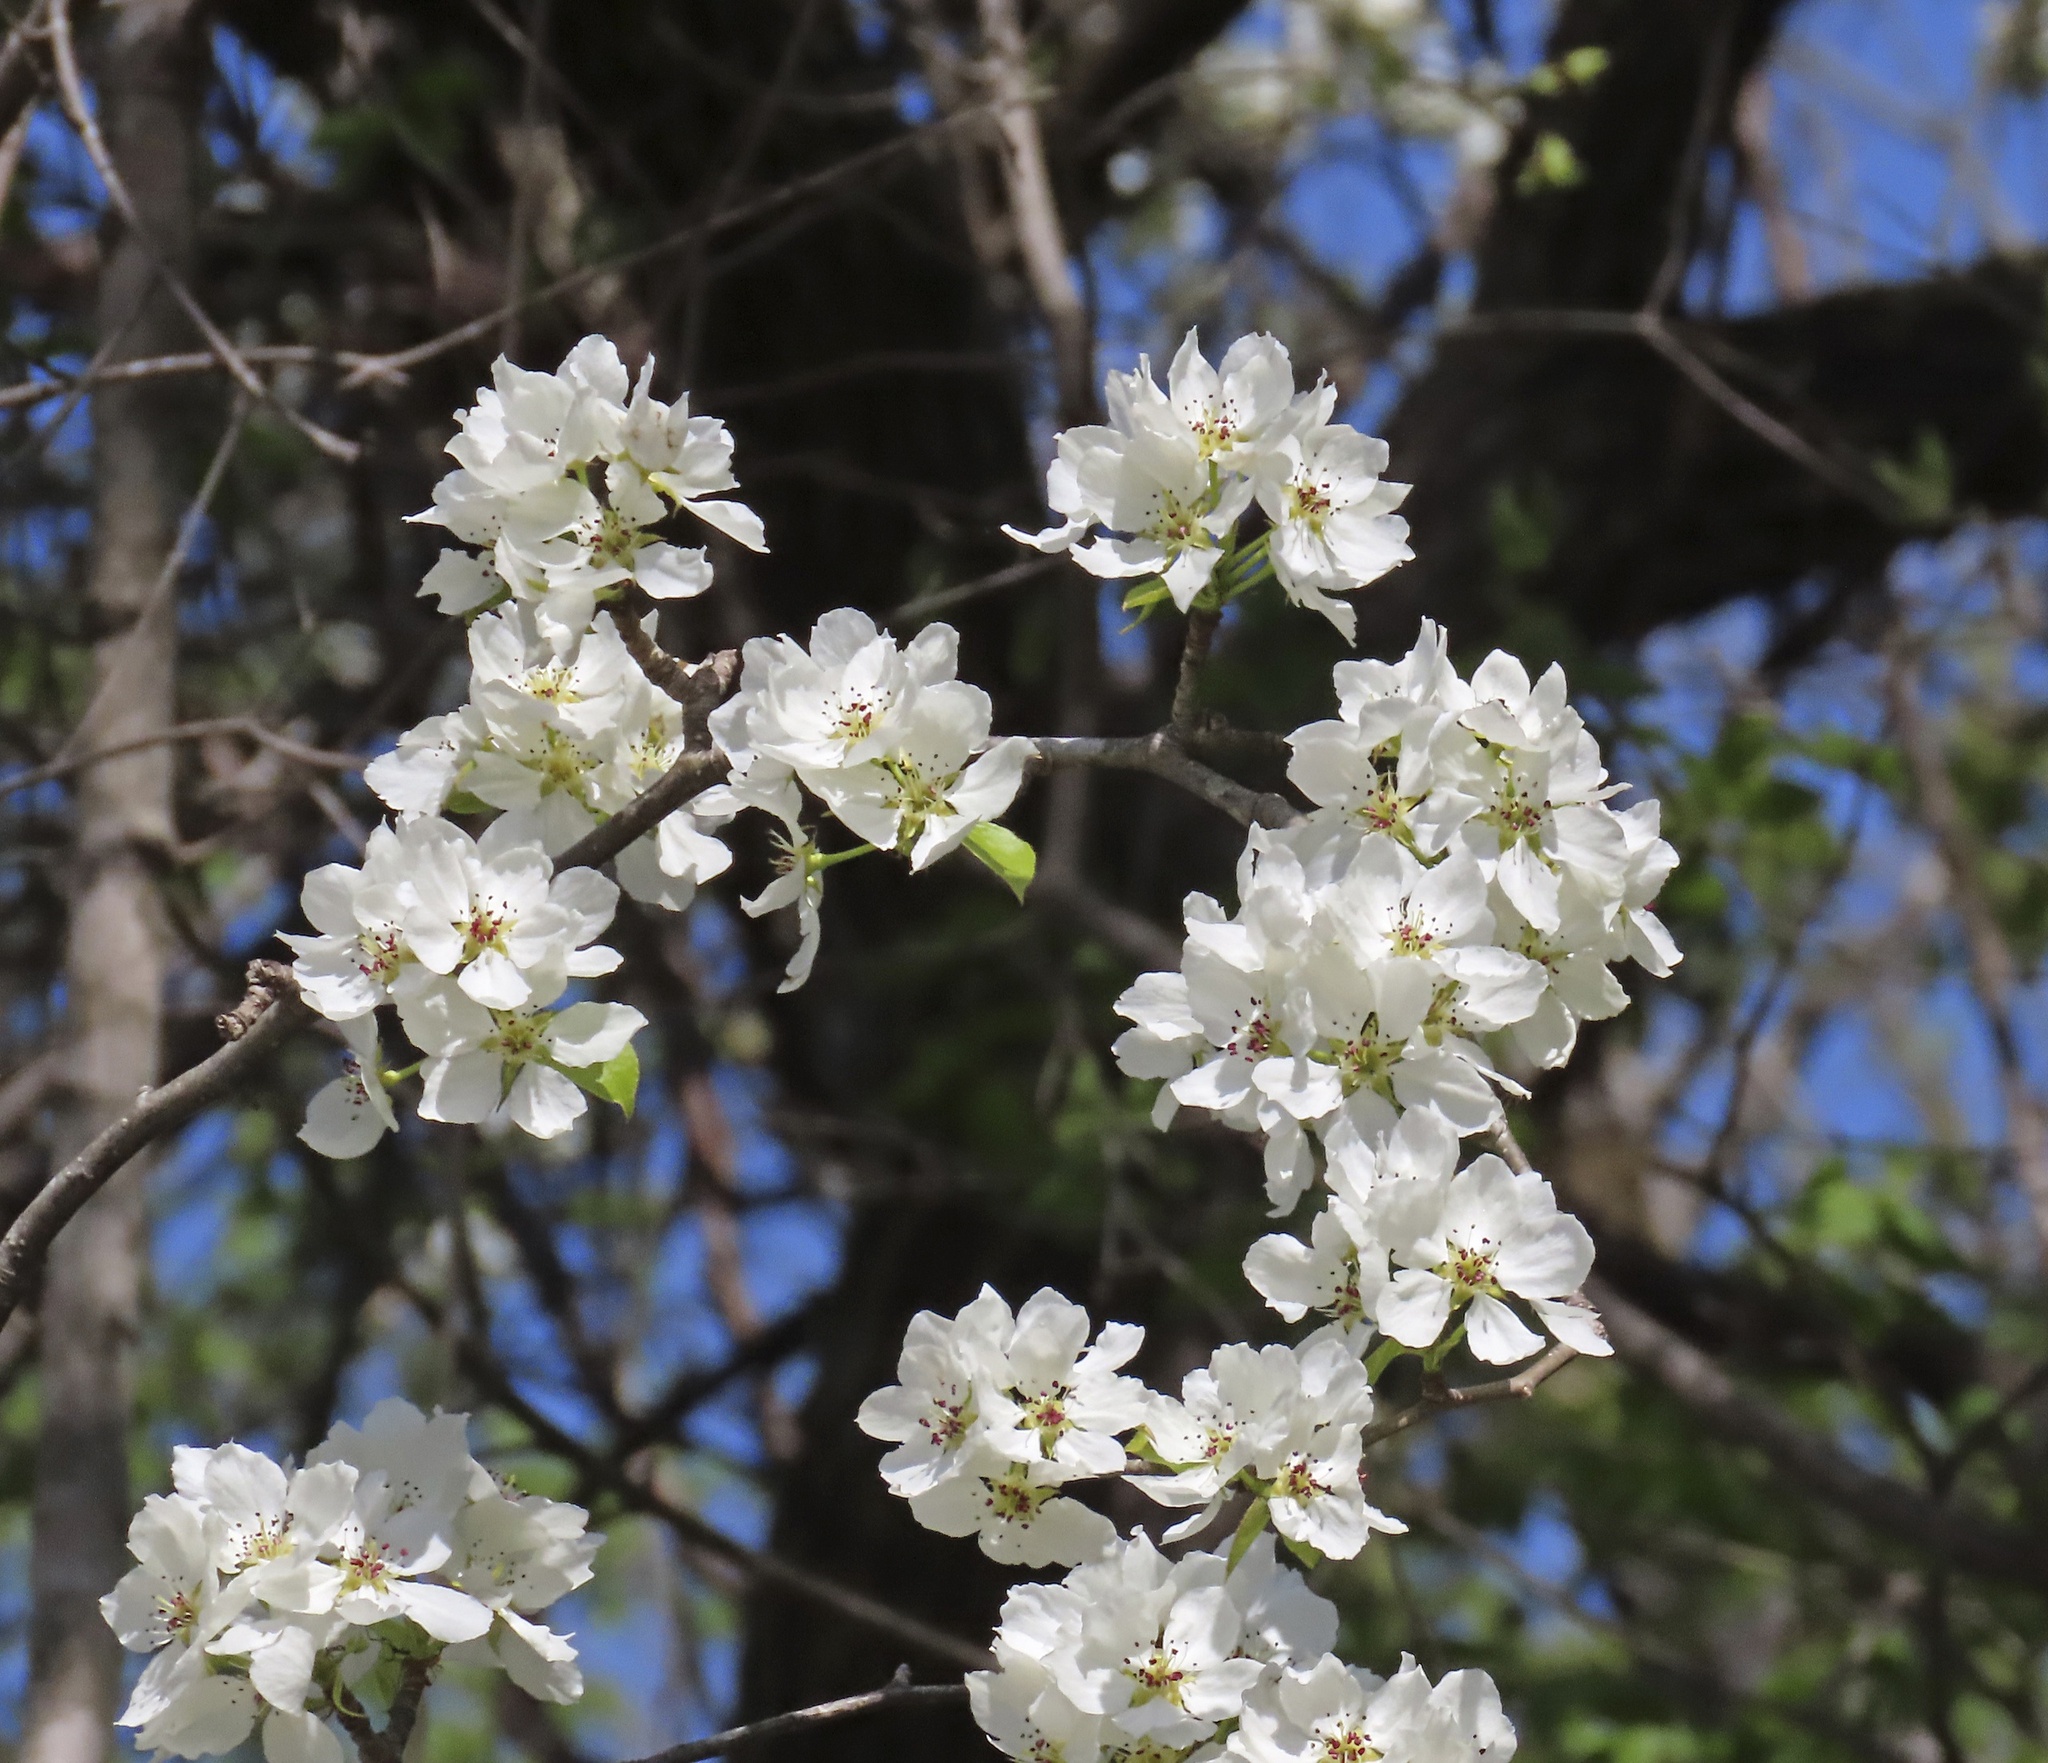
[1133,1336,1401,1558]
[1232,1651,1517,1763]
[1375,1153,1611,1364]
[106,1402,598,1759]
[969,1531,1335,1763]
[297,1015,397,1160]
[1252,385,1413,640]
[399,819,620,1011]
[860,1285,1147,1565]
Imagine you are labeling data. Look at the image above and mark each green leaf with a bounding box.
[1120,577,1172,612]
[1226,1495,1272,1571]
[963,822,1037,902]
[443,789,493,817]
[1280,1533,1324,1571]
[562,1044,640,1117]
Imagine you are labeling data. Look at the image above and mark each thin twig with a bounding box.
[336,107,996,392]
[1170,606,1222,735]
[625,1681,969,1763]
[894,553,1060,624]
[0,347,398,415]
[555,751,728,872]
[47,0,360,463]
[7,712,362,802]
[1359,1339,1580,1447]
[1030,733,1302,830]
[0,962,309,1334]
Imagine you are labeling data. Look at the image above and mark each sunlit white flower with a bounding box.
[1233,1650,1517,1763]
[1375,1153,1610,1364]
[297,1015,397,1160]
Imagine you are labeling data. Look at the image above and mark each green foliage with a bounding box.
[963,821,1037,900]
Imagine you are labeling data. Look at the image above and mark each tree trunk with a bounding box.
[24,9,199,1763]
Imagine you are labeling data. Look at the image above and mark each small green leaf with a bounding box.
[1563,45,1610,84]
[562,1044,641,1117]
[963,822,1037,902]
[1280,1533,1324,1571]
[1120,577,1172,612]
[1226,1495,1272,1571]
[444,789,493,817]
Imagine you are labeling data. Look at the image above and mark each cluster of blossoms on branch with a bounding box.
[243,327,1683,1763]
[1006,329,1413,639]
[852,345,1681,1763]
[103,1400,597,1763]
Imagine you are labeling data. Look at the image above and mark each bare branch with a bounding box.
[894,554,1061,624]
[0,347,400,415]
[48,0,360,463]
[1030,733,1302,830]
[975,0,1092,424]
[1884,635,2048,1257]
[3,716,365,798]
[1360,1339,1581,1448]
[1170,607,1223,737]
[554,751,728,872]
[625,1681,969,1763]
[0,962,309,1334]
[1588,1273,2048,1589]
[336,109,996,392]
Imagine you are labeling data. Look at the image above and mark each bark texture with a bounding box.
[25,8,201,1763]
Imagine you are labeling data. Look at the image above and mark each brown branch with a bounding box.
[1586,1272,2048,1589]
[0,962,309,1334]
[333,1654,435,1763]
[336,108,996,392]
[1359,1339,1581,1448]
[48,0,360,463]
[625,1680,969,1763]
[1884,636,2048,1257]
[894,554,1061,624]
[1170,606,1222,736]
[440,1324,992,1672]
[975,0,1091,425]
[1029,733,1302,830]
[4,716,363,798]
[555,750,725,872]
[0,346,399,415]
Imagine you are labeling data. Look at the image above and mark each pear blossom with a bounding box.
[969,1531,1334,1763]
[398,819,621,1010]
[861,1286,1148,1563]
[1375,1153,1612,1364]
[857,1284,1013,1498]
[106,1401,598,1759]
[1133,1336,1402,1558]
[1252,386,1414,641]
[297,1014,397,1159]
[1232,1651,1517,1763]
[280,821,437,1021]
[1005,346,1253,610]
[402,978,647,1140]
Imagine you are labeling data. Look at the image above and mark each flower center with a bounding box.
[1124,1642,1191,1706]
[1443,1238,1499,1297]
[158,1588,199,1643]
[979,1465,1059,1524]
[1273,1452,1335,1503]
[461,898,513,959]
[1227,1007,1284,1060]
[1315,1722,1382,1763]
[355,928,403,981]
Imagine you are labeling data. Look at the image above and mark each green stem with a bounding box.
[1226,1492,1272,1570]
[379,1061,422,1087]
[1364,1336,1408,1382]
[1422,1318,1467,1372]
[806,841,876,874]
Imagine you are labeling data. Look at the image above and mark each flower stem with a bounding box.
[807,841,877,874]
[1226,1492,1272,1570]
[1364,1336,1408,1382]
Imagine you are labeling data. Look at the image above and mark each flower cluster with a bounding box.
[103,1400,597,1763]
[856,1286,1145,1567]
[412,335,763,649]
[1006,330,1413,639]
[1112,620,1679,1214]
[707,609,1036,990]
[283,335,769,1149]
[282,817,643,1151]
[969,1531,1514,1763]
[853,600,1678,1763]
